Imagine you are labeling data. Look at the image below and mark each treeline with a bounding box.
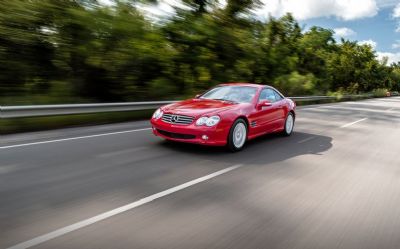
[1,0,400,104]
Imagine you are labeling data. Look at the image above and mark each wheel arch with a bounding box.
[289,110,296,119]
[226,116,249,152]
[226,116,250,142]
[236,116,250,131]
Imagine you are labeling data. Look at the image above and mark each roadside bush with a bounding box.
[273,72,316,96]
[372,88,388,97]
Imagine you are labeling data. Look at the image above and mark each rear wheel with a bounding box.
[228,119,247,152]
[282,112,294,136]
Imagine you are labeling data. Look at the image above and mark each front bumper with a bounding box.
[150,118,228,146]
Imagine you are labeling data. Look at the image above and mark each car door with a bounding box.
[272,89,287,129]
[250,88,281,135]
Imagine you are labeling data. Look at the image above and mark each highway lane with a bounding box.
[1,97,400,249]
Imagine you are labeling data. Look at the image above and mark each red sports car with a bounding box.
[150,83,296,151]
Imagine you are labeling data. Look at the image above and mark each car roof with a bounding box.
[218,83,268,88]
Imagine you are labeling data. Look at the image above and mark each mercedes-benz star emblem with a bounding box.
[171,115,178,123]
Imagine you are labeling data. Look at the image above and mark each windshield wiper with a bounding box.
[213,98,239,104]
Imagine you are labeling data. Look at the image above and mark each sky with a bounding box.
[100,0,400,63]
[256,0,400,63]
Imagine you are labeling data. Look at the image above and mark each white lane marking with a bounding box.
[6,164,242,249]
[0,128,152,150]
[298,136,316,144]
[340,118,368,128]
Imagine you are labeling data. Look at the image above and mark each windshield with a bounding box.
[200,86,257,103]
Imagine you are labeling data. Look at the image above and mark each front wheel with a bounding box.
[282,112,295,136]
[228,119,247,152]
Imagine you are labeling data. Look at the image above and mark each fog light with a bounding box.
[202,135,209,140]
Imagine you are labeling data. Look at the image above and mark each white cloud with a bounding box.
[377,0,399,8]
[377,4,400,65]
[392,3,400,32]
[358,39,377,49]
[256,0,378,21]
[334,27,356,37]
[392,40,400,49]
[393,3,400,17]
[377,52,400,64]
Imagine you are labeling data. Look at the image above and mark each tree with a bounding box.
[0,0,398,104]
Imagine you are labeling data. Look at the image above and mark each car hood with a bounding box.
[162,99,238,117]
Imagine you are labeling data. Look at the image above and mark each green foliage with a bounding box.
[0,0,399,105]
[273,72,316,96]
[372,88,389,97]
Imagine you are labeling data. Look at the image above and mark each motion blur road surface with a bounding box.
[1,97,400,249]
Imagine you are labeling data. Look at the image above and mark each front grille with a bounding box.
[161,113,194,125]
[157,129,196,139]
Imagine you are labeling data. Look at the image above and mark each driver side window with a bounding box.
[259,88,277,103]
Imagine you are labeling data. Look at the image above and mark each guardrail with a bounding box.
[0,95,372,118]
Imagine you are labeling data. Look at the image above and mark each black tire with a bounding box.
[227,119,248,152]
[282,112,295,136]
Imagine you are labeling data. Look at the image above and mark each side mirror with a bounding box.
[257,100,272,110]
[195,94,201,98]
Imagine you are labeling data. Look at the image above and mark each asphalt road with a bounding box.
[1,97,400,249]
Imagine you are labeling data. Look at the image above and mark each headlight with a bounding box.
[152,108,163,119]
[196,117,208,126]
[196,116,220,127]
[205,116,220,127]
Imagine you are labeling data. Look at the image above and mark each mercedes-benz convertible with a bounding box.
[150,83,296,151]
